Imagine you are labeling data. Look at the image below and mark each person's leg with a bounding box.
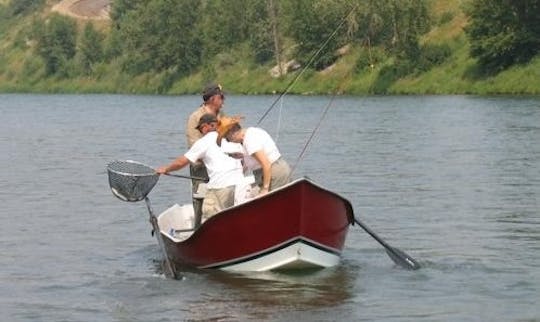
[190,164,208,227]
[252,168,263,187]
[270,159,291,190]
[201,186,235,222]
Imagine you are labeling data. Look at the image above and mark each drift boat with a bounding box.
[157,177,354,271]
[107,160,355,276]
[107,160,419,278]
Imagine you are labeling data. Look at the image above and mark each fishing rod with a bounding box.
[269,4,421,269]
[257,3,358,125]
[288,84,421,271]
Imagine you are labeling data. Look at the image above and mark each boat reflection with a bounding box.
[220,267,352,303]
[151,254,358,320]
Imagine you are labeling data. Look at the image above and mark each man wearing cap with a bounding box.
[157,113,244,221]
[185,83,226,220]
[186,83,225,147]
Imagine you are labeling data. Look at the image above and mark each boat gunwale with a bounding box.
[158,176,355,245]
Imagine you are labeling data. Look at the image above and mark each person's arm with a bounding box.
[252,150,272,194]
[156,155,190,174]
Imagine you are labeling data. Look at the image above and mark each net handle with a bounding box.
[107,160,209,203]
[164,173,208,182]
[122,160,207,181]
[109,160,207,181]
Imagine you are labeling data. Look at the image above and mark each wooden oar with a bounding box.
[354,217,420,270]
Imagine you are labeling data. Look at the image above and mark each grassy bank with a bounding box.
[0,0,539,95]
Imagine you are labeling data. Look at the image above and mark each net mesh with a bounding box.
[107,160,159,202]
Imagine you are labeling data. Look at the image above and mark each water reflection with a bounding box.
[177,266,356,320]
[213,266,353,304]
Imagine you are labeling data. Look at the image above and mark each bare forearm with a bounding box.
[261,164,271,189]
[157,155,190,174]
[253,151,271,192]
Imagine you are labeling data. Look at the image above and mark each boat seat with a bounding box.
[158,204,197,240]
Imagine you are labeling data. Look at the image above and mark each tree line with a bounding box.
[2,0,539,93]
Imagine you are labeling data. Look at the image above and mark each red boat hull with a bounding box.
[159,178,354,271]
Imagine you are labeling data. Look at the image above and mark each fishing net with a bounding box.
[107,160,159,202]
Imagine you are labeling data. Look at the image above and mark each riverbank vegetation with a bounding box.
[0,0,539,95]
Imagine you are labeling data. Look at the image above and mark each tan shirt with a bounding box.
[186,104,223,148]
[186,105,208,148]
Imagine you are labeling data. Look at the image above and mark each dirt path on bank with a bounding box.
[52,0,111,20]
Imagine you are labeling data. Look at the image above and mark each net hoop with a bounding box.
[107,160,159,202]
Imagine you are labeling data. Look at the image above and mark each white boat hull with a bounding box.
[200,238,342,271]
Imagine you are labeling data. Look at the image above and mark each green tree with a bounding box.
[284,0,350,70]
[247,1,275,64]
[36,14,77,76]
[119,0,202,75]
[110,0,144,25]
[78,22,104,75]
[249,19,274,64]
[9,0,44,16]
[267,0,284,70]
[103,27,123,60]
[198,0,262,60]
[345,0,429,58]
[465,0,540,73]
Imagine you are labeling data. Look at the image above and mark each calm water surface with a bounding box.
[1,94,539,321]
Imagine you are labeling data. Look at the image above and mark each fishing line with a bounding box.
[289,92,337,177]
[274,96,284,143]
[257,3,358,125]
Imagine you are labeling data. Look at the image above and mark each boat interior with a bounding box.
[157,204,196,242]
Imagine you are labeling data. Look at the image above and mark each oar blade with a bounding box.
[385,247,421,270]
[354,217,421,270]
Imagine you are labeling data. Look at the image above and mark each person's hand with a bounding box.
[156,166,168,174]
[230,115,244,123]
[258,187,269,196]
[228,152,244,159]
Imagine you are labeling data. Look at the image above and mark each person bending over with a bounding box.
[217,117,291,195]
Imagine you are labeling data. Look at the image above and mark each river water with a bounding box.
[1,94,539,321]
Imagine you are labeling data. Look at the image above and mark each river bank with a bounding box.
[1,1,539,95]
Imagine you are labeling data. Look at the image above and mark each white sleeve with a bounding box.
[184,137,207,163]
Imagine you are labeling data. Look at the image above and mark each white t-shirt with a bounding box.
[184,131,244,189]
[243,127,281,170]
[220,139,244,154]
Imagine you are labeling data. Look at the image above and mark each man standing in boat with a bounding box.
[185,83,226,221]
[157,113,244,222]
[217,117,291,195]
